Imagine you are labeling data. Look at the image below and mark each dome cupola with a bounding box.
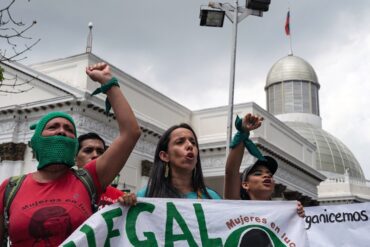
[265,54,365,182]
[265,55,320,117]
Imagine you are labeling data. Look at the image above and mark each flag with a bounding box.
[285,11,290,35]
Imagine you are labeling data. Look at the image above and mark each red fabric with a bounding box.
[285,11,290,36]
[98,186,125,210]
[0,160,101,247]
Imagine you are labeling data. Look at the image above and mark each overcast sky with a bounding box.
[8,0,370,179]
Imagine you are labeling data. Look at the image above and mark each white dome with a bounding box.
[266,55,319,87]
[285,122,365,181]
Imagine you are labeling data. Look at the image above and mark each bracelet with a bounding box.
[91,77,120,114]
[230,115,266,161]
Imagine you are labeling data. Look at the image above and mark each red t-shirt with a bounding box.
[98,186,124,210]
[0,160,102,247]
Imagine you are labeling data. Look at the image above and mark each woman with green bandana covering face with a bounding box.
[0,62,141,247]
[30,111,79,170]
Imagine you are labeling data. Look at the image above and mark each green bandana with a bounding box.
[30,111,78,170]
[230,115,266,161]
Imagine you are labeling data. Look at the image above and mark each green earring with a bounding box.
[164,162,169,178]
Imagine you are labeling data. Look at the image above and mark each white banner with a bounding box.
[305,202,370,247]
[61,198,308,247]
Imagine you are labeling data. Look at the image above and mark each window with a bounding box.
[284,81,293,112]
[267,80,320,116]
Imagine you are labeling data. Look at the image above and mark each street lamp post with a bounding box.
[226,1,240,157]
[200,0,270,156]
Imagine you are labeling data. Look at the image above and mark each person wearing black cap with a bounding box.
[239,155,278,201]
[224,113,304,217]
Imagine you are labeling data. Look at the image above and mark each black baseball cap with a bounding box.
[241,156,278,182]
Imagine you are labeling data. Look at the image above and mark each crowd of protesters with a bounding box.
[0,62,304,246]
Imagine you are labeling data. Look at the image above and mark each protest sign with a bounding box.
[305,202,370,247]
[61,198,307,247]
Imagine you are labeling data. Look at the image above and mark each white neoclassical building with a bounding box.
[0,51,369,206]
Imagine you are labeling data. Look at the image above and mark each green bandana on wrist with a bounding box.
[91,77,120,115]
[230,115,266,161]
[30,111,78,170]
